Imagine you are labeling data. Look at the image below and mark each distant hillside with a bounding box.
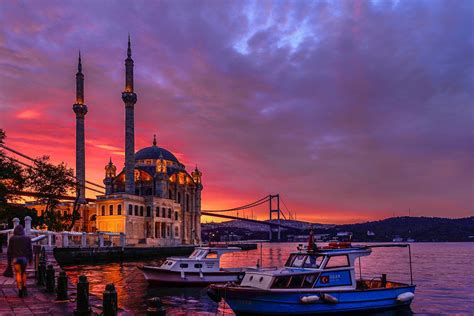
[335,216,474,242]
[202,216,474,242]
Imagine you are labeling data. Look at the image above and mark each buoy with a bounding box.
[300,295,320,304]
[397,292,415,303]
[207,288,222,303]
[321,293,338,304]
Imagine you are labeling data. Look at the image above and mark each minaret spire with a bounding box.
[122,35,138,195]
[73,51,88,203]
[75,51,84,105]
[78,51,82,71]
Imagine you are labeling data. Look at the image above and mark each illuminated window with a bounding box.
[118,205,122,215]
[128,205,132,215]
[101,205,105,216]
[109,205,114,215]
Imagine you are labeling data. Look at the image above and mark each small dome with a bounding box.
[135,146,179,163]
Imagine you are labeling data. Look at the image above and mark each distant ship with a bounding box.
[392,236,403,242]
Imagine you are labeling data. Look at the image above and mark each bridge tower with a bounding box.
[268,194,281,241]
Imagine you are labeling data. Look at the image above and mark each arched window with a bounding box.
[146,206,151,217]
[156,207,160,217]
[155,222,160,238]
[175,226,179,237]
[161,223,166,238]
[109,205,114,215]
[186,194,189,213]
[118,204,122,215]
[134,205,138,216]
[162,207,166,218]
[168,208,172,219]
[140,206,144,216]
[174,211,178,221]
[101,205,105,216]
[128,205,133,215]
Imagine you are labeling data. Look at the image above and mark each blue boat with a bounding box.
[208,236,415,315]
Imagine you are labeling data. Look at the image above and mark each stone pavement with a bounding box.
[0,251,104,316]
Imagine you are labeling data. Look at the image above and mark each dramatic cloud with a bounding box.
[0,0,472,223]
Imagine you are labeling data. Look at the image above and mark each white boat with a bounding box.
[139,247,258,286]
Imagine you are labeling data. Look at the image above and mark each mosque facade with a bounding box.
[74,37,202,245]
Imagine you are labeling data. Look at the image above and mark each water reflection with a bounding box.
[64,242,474,315]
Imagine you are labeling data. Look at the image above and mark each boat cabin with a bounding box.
[160,247,241,273]
[240,247,372,291]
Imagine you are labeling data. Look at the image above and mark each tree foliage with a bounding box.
[0,129,82,231]
[0,129,25,207]
[25,155,77,231]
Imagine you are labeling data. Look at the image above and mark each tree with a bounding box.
[0,129,25,208]
[25,156,77,231]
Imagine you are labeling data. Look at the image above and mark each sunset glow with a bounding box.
[1,1,472,224]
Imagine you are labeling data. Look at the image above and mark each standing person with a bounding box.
[7,225,32,297]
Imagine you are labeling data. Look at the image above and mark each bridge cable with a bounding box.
[202,195,270,213]
[1,144,105,189]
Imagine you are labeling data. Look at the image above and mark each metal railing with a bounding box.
[0,217,126,249]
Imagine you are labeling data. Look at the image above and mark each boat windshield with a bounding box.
[189,249,206,258]
[285,254,324,268]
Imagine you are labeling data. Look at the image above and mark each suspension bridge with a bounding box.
[2,144,300,241]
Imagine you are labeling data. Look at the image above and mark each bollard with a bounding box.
[46,264,55,292]
[146,297,166,316]
[102,283,118,316]
[56,271,69,301]
[74,275,91,316]
[37,262,46,286]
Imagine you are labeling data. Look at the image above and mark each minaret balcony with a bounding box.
[122,91,137,104]
[73,103,88,117]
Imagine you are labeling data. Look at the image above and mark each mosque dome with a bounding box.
[134,135,180,163]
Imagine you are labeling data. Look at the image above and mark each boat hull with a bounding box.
[213,285,416,315]
[140,266,243,286]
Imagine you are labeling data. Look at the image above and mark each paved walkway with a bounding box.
[0,250,103,315]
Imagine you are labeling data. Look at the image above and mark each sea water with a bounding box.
[64,242,474,315]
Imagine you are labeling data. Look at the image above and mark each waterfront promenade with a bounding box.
[0,251,104,315]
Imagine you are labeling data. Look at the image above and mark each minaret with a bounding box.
[73,51,87,203]
[122,35,137,194]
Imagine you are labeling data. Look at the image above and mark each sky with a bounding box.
[0,0,473,224]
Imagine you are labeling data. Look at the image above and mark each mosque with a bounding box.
[73,37,203,245]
